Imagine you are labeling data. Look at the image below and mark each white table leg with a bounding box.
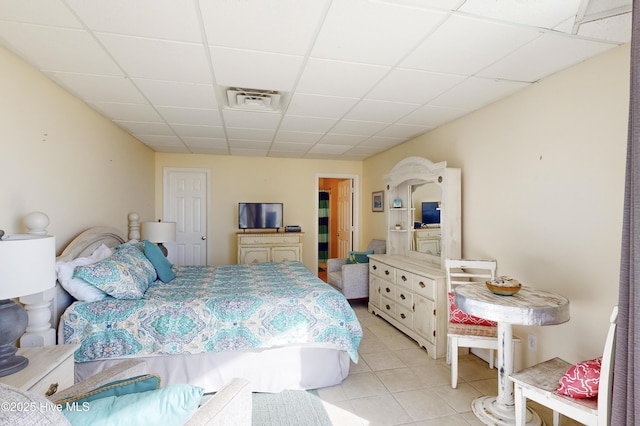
[471,322,542,425]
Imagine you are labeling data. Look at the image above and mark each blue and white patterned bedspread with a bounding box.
[61,261,362,363]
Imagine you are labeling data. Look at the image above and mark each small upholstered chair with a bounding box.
[327,239,386,299]
[445,258,520,388]
[509,306,618,426]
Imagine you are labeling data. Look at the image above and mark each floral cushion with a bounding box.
[557,357,602,398]
[448,292,496,326]
[74,244,157,299]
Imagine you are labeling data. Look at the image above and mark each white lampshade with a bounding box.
[0,234,56,299]
[141,221,176,243]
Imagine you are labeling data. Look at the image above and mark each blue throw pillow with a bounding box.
[61,384,203,426]
[347,249,374,264]
[55,374,161,406]
[142,240,176,283]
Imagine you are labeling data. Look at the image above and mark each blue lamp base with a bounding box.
[0,299,29,377]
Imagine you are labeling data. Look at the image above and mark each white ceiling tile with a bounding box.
[359,136,407,148]
[0,0,82,27]
[431,77,530,110]
[221,109,281,129]
[345,100,419,122]
[98,34,210,83]
[210,47,303,91]
[308,144,352,155]
[189,147,229,155]
[367,68,466,104]
[458,0,582,29]
[273,131,324,144]
[268,151,305,159]
[576,12,632,43]
[296,59,390,98]
[115,121,173,135]
[286,94,359,119]
[133,79,217,109]
[199,0,329,55]
[376,123,431,139]
[311,0,447,66]
[400,104,469,127]
[330,120,389,136]
[318,134,367,146]
[66,0,202,42]
[400,15,542,75]
[133,134,184,147]
[88,102,162,122]
[279,116,338,133]
[270,141,314,152]
[227,127,276,141]
[149,145,191,153]
[46,73,147,103]
[477,32,617,82]
[171,125,225,138]
[228,139,272,149]
[182,137,228,149]
[156,106,221,126]
[0,23,122,75]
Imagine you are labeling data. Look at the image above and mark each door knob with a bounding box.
[201,236,206,240]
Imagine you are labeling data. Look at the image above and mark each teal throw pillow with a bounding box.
[62,384,203,426]
[347,249,374,264]
[142,240,176,283]
[55,374,161,406]
[74,244,157,299]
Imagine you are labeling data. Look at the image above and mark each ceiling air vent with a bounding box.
[226,88,281,111]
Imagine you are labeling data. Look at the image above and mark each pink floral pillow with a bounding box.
[557,357,602,398]
[448,292,496,326]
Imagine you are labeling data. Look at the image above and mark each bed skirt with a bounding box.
[74,344,351,393]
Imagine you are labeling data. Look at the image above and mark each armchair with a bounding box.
[327,239,385,300]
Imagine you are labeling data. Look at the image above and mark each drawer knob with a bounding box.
[401,275,407,281]
[400,294,406,300]
[385,287,391,293]
[385,270,390,275]
[400,313,406,319]
[418,281,426,288]
[373,265,377,270]
[385,304,391,310]
[45,383,59,397]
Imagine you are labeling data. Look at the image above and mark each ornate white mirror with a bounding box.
[383,157,461,269]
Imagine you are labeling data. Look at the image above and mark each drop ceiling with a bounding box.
[0,0,632,160]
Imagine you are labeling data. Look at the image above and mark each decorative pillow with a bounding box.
[142,240,176,283]
[61,384,203,426]
[55,374,161,406]
[557,357,602,398]
[0,382,71,425]
[347,250,374,264]
[448,292,497,326]
[56,244,112,302]
[73,244,157,299]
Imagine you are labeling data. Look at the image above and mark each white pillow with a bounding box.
[56,244,113,302]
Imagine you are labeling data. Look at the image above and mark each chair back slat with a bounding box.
[597,306,618,425]
[445,259,497,294]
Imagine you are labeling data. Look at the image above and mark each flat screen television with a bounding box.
[238,202,283,230]
[421,202,441,225]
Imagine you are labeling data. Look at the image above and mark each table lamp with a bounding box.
[0,233,56,377]
[141,220,176,256]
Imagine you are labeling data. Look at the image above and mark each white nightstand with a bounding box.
[0,344,78,397]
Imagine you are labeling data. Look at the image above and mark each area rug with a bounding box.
[252,390,332,426]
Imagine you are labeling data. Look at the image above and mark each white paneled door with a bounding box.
[164,168,209,265]
[337,179,353,258]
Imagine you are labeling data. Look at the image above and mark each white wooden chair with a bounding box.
[445,259,520,388]
[509,306,618,426]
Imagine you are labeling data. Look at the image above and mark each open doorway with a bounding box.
[317,175,358,281]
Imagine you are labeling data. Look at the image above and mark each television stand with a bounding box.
[237,232,303,264]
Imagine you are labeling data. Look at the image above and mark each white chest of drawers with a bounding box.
[237,233,303,264]
[368,254,447,359]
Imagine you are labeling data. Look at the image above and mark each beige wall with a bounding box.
[0,45,155,253]
[153,154,362,266]
[362,44,630,367]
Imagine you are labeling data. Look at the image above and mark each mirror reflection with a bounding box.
[411,183,441,256]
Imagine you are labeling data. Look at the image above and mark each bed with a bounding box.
[53,223,362,393]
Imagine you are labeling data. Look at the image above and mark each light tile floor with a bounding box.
[315,300,581,426]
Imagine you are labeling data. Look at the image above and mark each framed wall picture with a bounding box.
[372,191,384,212]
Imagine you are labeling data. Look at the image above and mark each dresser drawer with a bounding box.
[381,296,396,316]
[395,286,413,310]
[396,305,414,329]
[381,282,395,300]
[413,275,437,300]
[238,235,300,245]
[28,355,74,397]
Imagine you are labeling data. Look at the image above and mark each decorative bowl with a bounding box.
[486,276,522,296]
